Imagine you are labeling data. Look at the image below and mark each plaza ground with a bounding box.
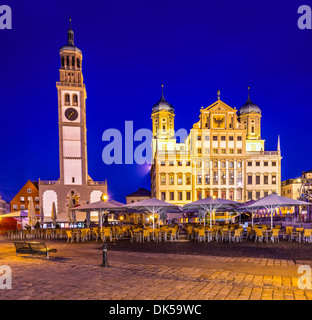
[0,238,311,300]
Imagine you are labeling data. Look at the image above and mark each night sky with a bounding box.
[0,0,311,203]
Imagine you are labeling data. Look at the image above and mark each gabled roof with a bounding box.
[126,188,151,198]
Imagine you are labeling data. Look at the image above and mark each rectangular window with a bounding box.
[248,191,253,200]
[13,205,18,210]
[229,171,234,185]
[264,176,268,184]
[256,192,260,199]
[264,162,268,167]
[272,176,277,185]
[272,162,277,167]
[256,176,260,185]
[169,161,174,166]
[161,192,166,201]
[221,149,226,154]
[213,136,218,141]
[237,161,242,168]
[197,135,202,141]
[264,191,268,197]
[205,136,210,141]
[248,162,252,167]
[177,174,182,185]
[169,174,174,185]
[229,149,234,154]
[178,192,183,201]
[20,197,25,202]
[248,175,252,185]
[160,161,165,166]
[197,173,202,185]
[186,174,191,185]
[229,136,234,141]
[213,171,218,185]
[237,189,242,200]
[170,192,174,201]
[205,173,210,185]
[35,197,39,202]
[186,192,191,201]
[237,136,242,141]
[160,174,166,185]
[35,205,40,210]
[204,148,210,155]
[237,149,242,154]
[197,191,202,200]
[221,171,226,185]
[213,149,218,155]
[221,136,226,141]
[27,189,32,193]
[197,148,202,154]
[177,161,182,166]
[20,205,25,210]
[256,162,260,167]
[221,190,226,199]
[186,161,191,166]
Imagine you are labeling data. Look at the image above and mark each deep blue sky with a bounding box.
[0,0,311,202]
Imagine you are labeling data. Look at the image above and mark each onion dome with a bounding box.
[237,87,261,116]
[152,85,175,114]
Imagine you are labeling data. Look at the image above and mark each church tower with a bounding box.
[57,20,88,186]
[237,87,262,140]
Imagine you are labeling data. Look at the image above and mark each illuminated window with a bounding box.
[237,149,242,154]
[272,176,277,185]
[177,174,182,185]
[169,174,174,185]
[197,173,202,185]
[213,149,218,155]
[160,174,166,185]
[205,173,210,185]
[186,173,191,185]
[221,171,226,185]
[213,171,218,185]
[229,171,234,185]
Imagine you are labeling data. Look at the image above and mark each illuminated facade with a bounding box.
[39,23,107,221]
[151,88,282,205]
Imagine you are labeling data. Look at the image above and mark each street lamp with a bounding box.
[101,194,108,202]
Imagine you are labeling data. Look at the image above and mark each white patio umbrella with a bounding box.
[245,193,308,229]
[28,197,37,228]
[183,197,241,228]
[123,198,182,240]
[236,200,258,227]
[51,202,57,226]
[72,201,120,228]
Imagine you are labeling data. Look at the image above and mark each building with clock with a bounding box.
[39,22,107,222]
[151,87,282,206]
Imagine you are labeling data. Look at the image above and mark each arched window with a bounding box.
[65,94,70,106]
[66,56,70,69]
[61,56,65,68]
[72,56,75,68]
[77,58,80,69]
[73,94,78,106]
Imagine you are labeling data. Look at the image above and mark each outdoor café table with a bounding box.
[261,229,273,242]
[291,229,303,242]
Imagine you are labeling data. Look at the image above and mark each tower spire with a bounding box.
[67,17,74,46]
[161,84,165,101]
[277,134,281,154]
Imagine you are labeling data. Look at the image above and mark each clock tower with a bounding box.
[39,21,108,221]
[57,21,87,186]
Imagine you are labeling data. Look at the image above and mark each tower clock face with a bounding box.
[65,108,79,121]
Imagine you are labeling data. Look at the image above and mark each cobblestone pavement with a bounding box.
[0,240,311,300]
